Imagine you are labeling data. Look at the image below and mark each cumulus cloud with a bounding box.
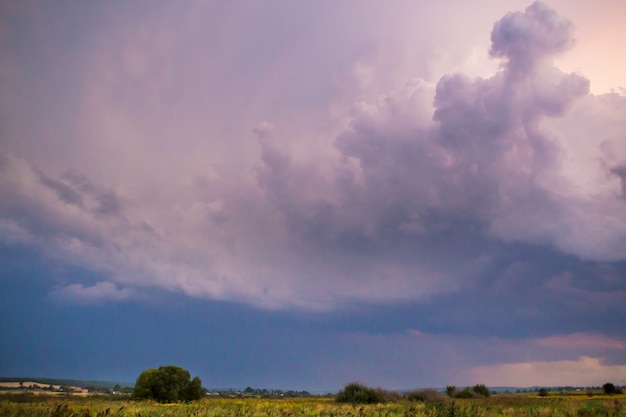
[1,1,626,316]
[490,1,575,76]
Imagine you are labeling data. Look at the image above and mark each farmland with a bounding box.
[1,392,625,417]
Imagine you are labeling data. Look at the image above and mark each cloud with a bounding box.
[490,1,575,76]
[471,356,626,387]
[306,330,626,388]
[1,1,626,315]
[535,333,626,350]
[49,281,136,305]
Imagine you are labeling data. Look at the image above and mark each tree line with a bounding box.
[129,365,624,404]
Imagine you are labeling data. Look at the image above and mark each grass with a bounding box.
[0,392,624,417]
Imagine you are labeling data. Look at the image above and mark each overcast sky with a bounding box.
[1,0,626,391]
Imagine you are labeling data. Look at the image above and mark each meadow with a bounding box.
[1,392,625,417]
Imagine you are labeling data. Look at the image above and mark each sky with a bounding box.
[1,0,626,391]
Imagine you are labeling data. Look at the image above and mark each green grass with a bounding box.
[1,392,624,417]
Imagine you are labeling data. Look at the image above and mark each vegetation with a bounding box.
[443,384,491,399]
[132,365,205,403]
[405,389,442,403]
[604,382,623,395]
[1,379,625,416]
[472,384,491,398]
[335,382,383,404]
[1,391,626,417]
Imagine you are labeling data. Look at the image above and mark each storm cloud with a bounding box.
[1,1,625,389]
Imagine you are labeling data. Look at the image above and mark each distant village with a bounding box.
[0,381,90,395]
[0,379,323,398]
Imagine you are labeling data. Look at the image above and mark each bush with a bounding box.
[132,365,206,403]
[472,384,490,398]
[335,383,383,404]
[406,389,442,403]
[377,388,403,402]
[455,387,476,399]
[449,385,491,399]
[538,388,549,397]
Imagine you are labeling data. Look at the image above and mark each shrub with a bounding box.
[377,388,403,402]
[445,385,456,397]
[455,387,476,399]
[406,389,442,403]
[538,388,549,397]
[472,384,490,398]
[335,383,383,404]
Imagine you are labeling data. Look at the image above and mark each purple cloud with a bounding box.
[490,1,575,76]
[0,1,625,311]
[1,1,626,390]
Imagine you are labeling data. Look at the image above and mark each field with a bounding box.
[1,393,625,417]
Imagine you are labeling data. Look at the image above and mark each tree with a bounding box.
[446,385,456,397]
[538,388,549,397]
[472,384,490,398]
[132,365,206,403]
[602,383,622,394]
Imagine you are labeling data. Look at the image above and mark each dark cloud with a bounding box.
[1,1,626,389]
[61,170,124,218]
[35,169,84,207]
[611,164,626,197]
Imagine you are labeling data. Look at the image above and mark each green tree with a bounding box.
[472,384,490,397]
[132,365,206,403]
[188,377,204,400]
[446,385,456,397]
[602,382,622,394]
